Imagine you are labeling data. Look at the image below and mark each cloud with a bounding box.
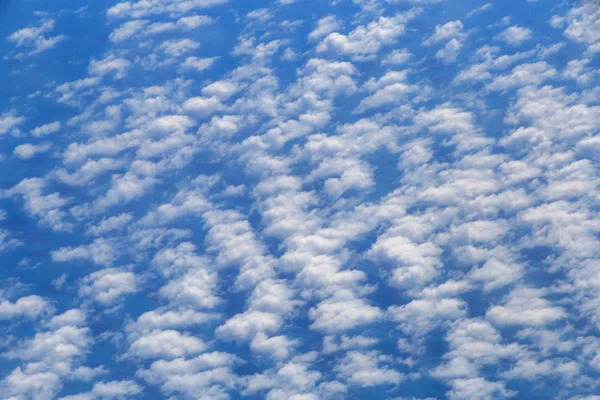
[309,16,342,41]
[7,18,65,56]
[486,287,566,327]
[109,15,213,43]
[317,9,420,59]
[495,25,533,46]
[52,239,118,266]
[436,38,463,63]
[13,142,52,159]
[86,213,133,236]
[423,20,464,46]
[0,295,53,320]
[217,311,282,343]
[0,111,24,135]
[58,380,142,400]
[107,0,229,19]
[78,268,139,306]
[4,1,600,399]
[31,121,61,137]
[309,296,382,334]
[335,351,403,387]
[126,329,206,359]
[89,56,131,79]
[388,298,467,334]
[1,311,92,399]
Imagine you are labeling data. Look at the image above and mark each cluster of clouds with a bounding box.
[1,0,600,399]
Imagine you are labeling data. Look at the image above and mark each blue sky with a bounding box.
[0,0,600,399]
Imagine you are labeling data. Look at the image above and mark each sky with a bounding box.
[0,0,599,399]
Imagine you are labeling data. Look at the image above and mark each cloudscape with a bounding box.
[0,0,599,399]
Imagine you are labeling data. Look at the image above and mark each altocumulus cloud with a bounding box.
[0,0,599,399]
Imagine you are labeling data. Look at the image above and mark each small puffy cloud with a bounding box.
[250,333,299,361]
[322,335,379,355]
[58,380,142,400]
[436,38,463,63]
[129,309,219,332]
[487,61,557,91]
[0,295,54,320]
[160,38,200,57]
[13,143,52,160]
[217,311,282,343]
[89,56,131,79]
[496,25,532,46]
[78,268,139,306]
[86,213,133,236]
[388,298,467,334]
[31,121,61,137]
[2,322,92,399]
[183,96,223,118]
[107,0,229,19]
[47,309,86,329]
[382,49,412,65]
[467,2,493,18]
[317,10,420,59]
[447,377,516,400]
[181,56,219,72]
[109,20,149,42]
[159,268,220,309]
[487,287,566,327]
[334,351,403,387]
[0,111,25,135]
[7,18,66,56]
[127,329,205,359]
[51,239,118,266]
[309,16,342,41]
[309,297,382,334]
[424,20,464,46]
[110,15,212,42]
[561,3,600,50]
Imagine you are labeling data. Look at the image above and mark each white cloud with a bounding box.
[0,111,25,135]
[58,380,142,400]
[309,16,342,41]
[217,311,282,343]
[561,3,600,51]
[309,296,382,334]
[496,25,532,46]
[78,268,139,306]
[137,352,238,398]
[181,56,219,72]
[86,213,133,236]
[335,351,403,387]
[89,56,131,79]
[382,49,412,65]
[127,329,205,359]
[7,18,66,56]
[487,287,566,326]
[317,10,420,59]
[159,267,220,309]
[447,377,516,400]
[51,239,118,266]
[1,319,92,399]
[424,20,464,46]
[251,333,299,361]
[31,121,61,137]
[388,298,467,334]
[160,38,200,57]
[13,142,52,160]
[107,0,229,19]
[109,15,213,42]
[436,38,463,63]
[0,295,53,320]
